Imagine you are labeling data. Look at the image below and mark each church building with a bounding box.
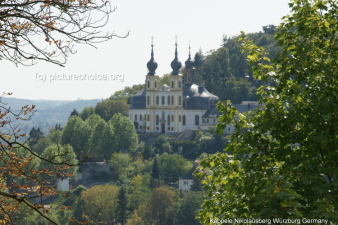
[129,42,220,134]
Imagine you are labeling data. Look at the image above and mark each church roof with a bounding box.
[232,103,260,113]
[202,105,220,118]
[129,88,146,109]
[183,84,219,110]
[129,83,220,110]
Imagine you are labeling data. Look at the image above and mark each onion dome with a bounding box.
[147,43,158,76]
[185,46,194,69]
[171,43,182,75]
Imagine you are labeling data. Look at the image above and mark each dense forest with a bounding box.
[191,24,278,103]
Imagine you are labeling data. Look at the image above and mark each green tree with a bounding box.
[151,187,175,225]
[177,191,204,225]
[84,113,102,127]
[69,108,79,118]
[109,113,138,153]
[158,73,170,87]
[95,98,129,121]
[150,157,163,188]
[54,123,62,131]
[0,145,41,187]
[151,157,160,180]
[190,173,203,192]
[129,175,151,211]
[262,24,277,34]
[89,118,116,160]
[202,47,230,99]
[32,135,53,154]
[117,186,128,225]
[197,0,338,222]
[109,152,133,183]
[40,144,78,178]
[193,49,205,86]
[110,84,144,103]
[155,135,172,154]
[79,106,95,121]
[48,129,63,144]
[79,185,119,224]
[61,116,92,159]
[160,154,189,183]
[28,127,44,147]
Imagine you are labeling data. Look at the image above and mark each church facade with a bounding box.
[129,43,220,134]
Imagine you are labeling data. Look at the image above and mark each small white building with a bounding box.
[178,166,196,193]
[57,178,70,191]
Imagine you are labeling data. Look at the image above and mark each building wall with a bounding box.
[129,108,212,133]
[178,179,193,192]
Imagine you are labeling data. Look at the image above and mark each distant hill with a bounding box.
[49,99,101,112]
[2,97,100,111]
[2,97,101,134]
[1,97,70,110]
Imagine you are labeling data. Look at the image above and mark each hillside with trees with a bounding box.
[197,0,338,223]
[191,24,279,103]
[1,27,279,223]
[4,0,334,222]
[0,26,279,223]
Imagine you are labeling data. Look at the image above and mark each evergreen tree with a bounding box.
[117,186,128,225]
[150,157,161,188]
[151,157,160,180]
[193,49,205,86]
[54,123,62,131]
[69,108,79,118]
[28,127,44,146]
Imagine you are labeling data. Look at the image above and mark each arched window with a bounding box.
[171,115,174,122]
[167,96,170,105]
[147,81,150,88]
[179,115,181,122]
[167,115,170,125]
[147,96,150,105]
[162,96,165,105]
[140,114,142,121]
[156,115,159,125]
[171,81,174,88]
[156,96,159,105]
[135,115,137,121]
[171,96,174,105]
[179,96,182,105]
[183,115,186,125]
[195,115,199,125]
[147,114,150,121]
[179,80,181,88]
[155,81,157,88]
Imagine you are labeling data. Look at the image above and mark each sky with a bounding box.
[2,0,291,100]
